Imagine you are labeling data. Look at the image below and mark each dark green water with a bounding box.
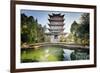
[21,46,89,63]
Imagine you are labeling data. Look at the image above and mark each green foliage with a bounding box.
[64,33,73,44]
[21,13,45,44]
[70,21,79,34]
[77,13,89,45]
[70,13,89,45]
[70,21,79,43]
[45,35,50,42]
[60,35,66,42]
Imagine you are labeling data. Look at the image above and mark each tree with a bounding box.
[77,13,89,45]
[65,33,73,43]
[21,14,29,43]
[21,13,45,44]
[70,13,89,45]
[70,21,79,34]
[60,35,66,42]
[70,21,79,43]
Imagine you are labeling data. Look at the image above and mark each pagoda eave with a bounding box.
[49,13,64,17]
[48,24,65,26]
[48,28,64,31]
[48,19,65,21]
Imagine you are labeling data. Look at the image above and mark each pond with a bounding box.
[21,46,89,63]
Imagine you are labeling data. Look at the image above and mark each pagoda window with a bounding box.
[50,26,63,29]
[50,17,63,20]
[54,35,58,39]
[50,22,63,25]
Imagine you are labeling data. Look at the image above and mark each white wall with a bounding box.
[0,0,100,73]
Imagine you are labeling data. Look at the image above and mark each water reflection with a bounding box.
[63,49,74,60]
[21,46,89,63]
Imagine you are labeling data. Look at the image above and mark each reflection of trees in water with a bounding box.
[63,48,89,61]
[70,50,89,60]
[21,46,89,63]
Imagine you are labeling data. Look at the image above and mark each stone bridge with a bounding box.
[21,42,89,51]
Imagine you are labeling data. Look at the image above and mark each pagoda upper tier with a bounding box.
[49,13,64,17]
[48,13,64,21]
[48,13,65,33]
[48,23,65,26]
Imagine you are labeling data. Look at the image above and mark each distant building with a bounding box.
[45,13,67,43]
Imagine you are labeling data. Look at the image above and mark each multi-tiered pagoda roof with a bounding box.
[48,13,65,34]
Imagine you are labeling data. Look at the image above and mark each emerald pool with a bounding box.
[21,46,89,63]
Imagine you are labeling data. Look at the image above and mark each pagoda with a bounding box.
[46,13,66,43]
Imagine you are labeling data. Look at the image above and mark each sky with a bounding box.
[21,10,84,33]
